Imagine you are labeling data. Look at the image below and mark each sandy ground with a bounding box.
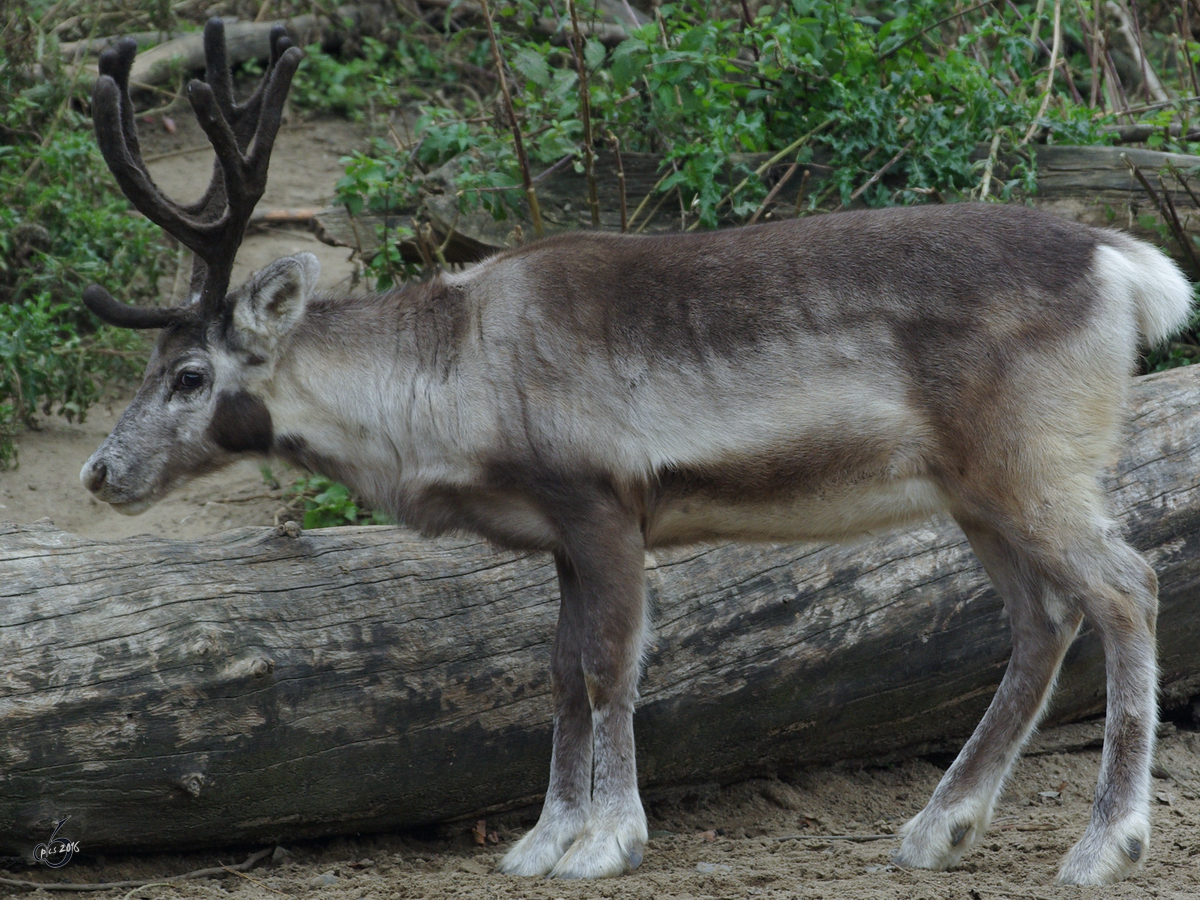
[3,103,1200,899]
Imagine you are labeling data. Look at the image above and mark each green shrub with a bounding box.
[288,474,393,529]
[325,0,1115,280]
[1,5,171,466]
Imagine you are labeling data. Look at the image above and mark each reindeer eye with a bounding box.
[174,370,206,393]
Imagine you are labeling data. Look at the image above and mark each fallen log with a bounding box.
[67,7,372,93]
[315,144,1200,268]
[1,365,1198,855]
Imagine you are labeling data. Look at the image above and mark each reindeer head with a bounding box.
[79,20,308,513]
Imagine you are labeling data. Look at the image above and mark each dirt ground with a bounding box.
[3,104,1200,899]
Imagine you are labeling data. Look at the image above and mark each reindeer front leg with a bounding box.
[500,490,649,879]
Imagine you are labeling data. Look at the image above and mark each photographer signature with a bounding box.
[33,817,80,868]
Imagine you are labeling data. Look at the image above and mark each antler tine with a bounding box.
[183,40,302,313]
[84,18,302,330]
[180,20,296,300]
[230,26,295,144]
[96,38,146,169]
[182,21,295,219]
[82,285,191,330]
[203,17,236,121]
[178,18,236,226]
[92,76,218,259]
[86,40,209,329]
[248,40,302,173]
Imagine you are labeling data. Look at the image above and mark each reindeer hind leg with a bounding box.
[1052,533,1157,885]
[895,519,1083,872]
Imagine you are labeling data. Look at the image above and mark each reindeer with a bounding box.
[79,20,1192,885]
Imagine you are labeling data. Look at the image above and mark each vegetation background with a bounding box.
[4,0,1200,514]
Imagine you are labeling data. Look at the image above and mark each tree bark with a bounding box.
[1,365,1198,855]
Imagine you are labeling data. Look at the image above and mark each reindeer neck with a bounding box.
[263,277,479,506]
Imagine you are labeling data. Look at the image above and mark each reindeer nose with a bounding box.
[81,459,108,494]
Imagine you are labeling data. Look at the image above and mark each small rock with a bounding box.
[695,862,732,874]
[271,845,292,863]
[308,871,338,890]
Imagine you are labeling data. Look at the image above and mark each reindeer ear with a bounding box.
[229,253,319,353]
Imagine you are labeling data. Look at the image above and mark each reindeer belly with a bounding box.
[646,473,946,546]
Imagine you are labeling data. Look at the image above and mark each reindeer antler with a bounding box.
[83,19,302,329]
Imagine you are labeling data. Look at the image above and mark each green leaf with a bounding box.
[584,38,607,71]
[512,47,551,88]
[610,41,645,89]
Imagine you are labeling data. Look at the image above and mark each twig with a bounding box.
[1185,3,1200,98]
[793,168,812,213]
[843,140,914,207]
[436,209,461,261]
[413,220,436,268]
[533,151,578,184]
[879,0,1001,60]
[222,860,288,895]
[977,131,1004,199]
[1157,179,1198,277]
[1122,153,1200,276]
[478,0,544,237]
[632,189,673,234]
[0,848,272,893]
[1166,160,1200,212]
[453,150,579,196]
[568,0,600,227]
[776,833,896,843]
[1074,0,1103,108]
[1106,47,1136,121]
[738,0,761,61]
[1106,122,1200,142]
[607,131,628,231]
[747,161,799,225]
[1007,0,1083,103]
[687,117,834,231]
[626,169,673,232]
[670,158,687,229]
[1106,0,1169,103]
[1029,0,1046,59]
[1022,0,1062,145]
